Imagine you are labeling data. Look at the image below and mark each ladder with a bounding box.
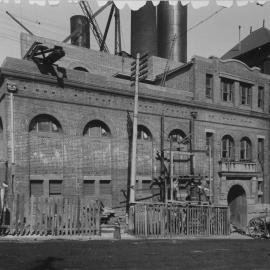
[160,34,177,87]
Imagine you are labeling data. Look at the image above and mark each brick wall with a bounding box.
[1,53,270,210]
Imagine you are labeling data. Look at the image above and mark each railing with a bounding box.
[2,194,101,236]
[219,160,257,173]
[131,203,230,238]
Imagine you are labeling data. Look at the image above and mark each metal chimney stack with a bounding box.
[157,2,187,63]
[131,1,157,57]
[131,2,187,63]
[70,15,90,48]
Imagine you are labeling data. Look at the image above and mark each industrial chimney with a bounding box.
[131,1,157,57]
[157,2,187,63]
[70,15,90,48]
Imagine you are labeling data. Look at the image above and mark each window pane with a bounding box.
[101,128,108,137]
[83,180,95,196]
[49,180,62,195]
[84,121,111,137]
[51,123,59,132]
[89,126,100,137]
[100,180,111,195]
[258,139,264,163]
[221,78,233,102]
[258,87,264,108]
[30,181,43,197]
[38,121,51,132]
[30,115,61,133]
[206,74,213,98]
[142,180,151,193]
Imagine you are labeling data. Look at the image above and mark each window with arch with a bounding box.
[29,114,62,133]
[83,120,111,137]
[73,67,89,72]
[221,135,234,160]
[168,129,189,151]
[240,137,252,161]
[168,129,187,143]
[137,125,152,141]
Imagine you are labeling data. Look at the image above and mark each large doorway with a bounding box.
[227,185,247,231]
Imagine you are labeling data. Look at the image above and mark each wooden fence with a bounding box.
[5,195,101,236]
[131,203,230,238]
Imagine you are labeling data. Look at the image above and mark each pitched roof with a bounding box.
[222,27,270,59]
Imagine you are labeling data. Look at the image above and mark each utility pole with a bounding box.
[129,52,149,204]
[129,53,140,204]
[209,144,212,204]
[169,138,174,202]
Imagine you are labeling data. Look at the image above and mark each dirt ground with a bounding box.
[0,238,270,270]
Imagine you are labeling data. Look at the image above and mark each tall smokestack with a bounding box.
[131,1,157,57]
[157,2,187,63]
[70,15,90,48]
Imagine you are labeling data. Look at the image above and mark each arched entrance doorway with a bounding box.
[227,185,247,231]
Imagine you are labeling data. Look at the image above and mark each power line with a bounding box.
[187,7,226,34]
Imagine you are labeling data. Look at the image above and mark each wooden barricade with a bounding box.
[7,195,101,236]
[133,203,230,238]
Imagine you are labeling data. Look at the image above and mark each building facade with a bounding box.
[0,34,270,229]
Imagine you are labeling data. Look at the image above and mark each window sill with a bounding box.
[30,131,63,138]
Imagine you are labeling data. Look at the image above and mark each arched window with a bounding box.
[168,129,187,143]
[74,67,89,72]
[240,137,252,161]
[168,129,188,151]
[83,120,111,137]
[221,135,234,160]
[29,114,62,133]
[137,125,152,141]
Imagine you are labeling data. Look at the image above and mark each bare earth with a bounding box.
[0,238,270,270]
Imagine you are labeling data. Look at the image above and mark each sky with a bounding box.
[0,1,270,64]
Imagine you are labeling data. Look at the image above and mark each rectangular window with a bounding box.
[30,180,43,197]
[258,86,264,109]
[221,78,234,102]
[99,180,111,195]
[142,180,152,193]
[49,180,62,196]
[258,181,263,192]
[258,138,264,170]
[240,83,252,105]
[205,74,213,98]
[83,180,95,196]
[206,132,214,156]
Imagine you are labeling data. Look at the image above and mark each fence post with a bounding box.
[144,205,147,238]
[227,206,230,235]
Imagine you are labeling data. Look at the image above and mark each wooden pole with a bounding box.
[130,53,140,204]
[209,144,212,204]
[170,138,174,201]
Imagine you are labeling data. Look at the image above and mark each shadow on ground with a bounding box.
[28,256,63,270]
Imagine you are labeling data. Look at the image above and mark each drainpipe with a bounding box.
[7,81,17,195]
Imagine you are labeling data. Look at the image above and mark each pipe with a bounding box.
[10,92,15,165]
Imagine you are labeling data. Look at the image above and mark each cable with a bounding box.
[187,7,226,34]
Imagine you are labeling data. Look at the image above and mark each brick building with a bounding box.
[0,33,270,229]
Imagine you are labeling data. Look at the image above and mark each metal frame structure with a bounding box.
[79,1,122,55]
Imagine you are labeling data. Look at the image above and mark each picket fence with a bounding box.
[6,195,101,236]
[131,203,230,238]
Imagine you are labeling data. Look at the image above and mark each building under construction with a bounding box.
[0,1,269,232]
